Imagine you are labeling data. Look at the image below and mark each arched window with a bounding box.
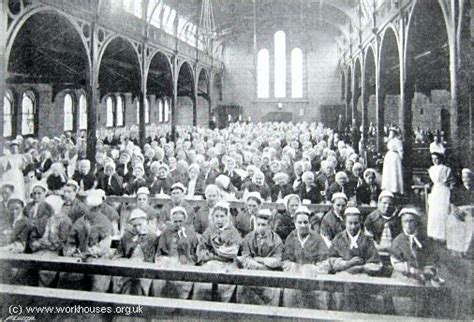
[274,31,286,98]
[257,49,270,98]
[291,48,303,98]
[164,98,170,122]
[3,91,13,137]
[21,91,35,135]
[64,93,74,132]
[106,96,114,127]
[145,97,150,124]
[136,98,150,124]
[116,95,124,127]
[78,93,87,130]
[158,99,164,122]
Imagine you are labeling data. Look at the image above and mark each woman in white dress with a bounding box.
[427,152,452,241]
[381,129,404,195]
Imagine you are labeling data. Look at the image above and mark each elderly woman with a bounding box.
[153,206,199,299]
[237,209,283,306]
[282,206,330,309]
[125,163,148,195]
[113,208,157,295]
[192,201,242,302]
[23,182,54,252]
[356,168,381,206]
[271,194,300,241]
[319,192,348,247]
[46,162,68,193]
[30,195,72,287]
[97,159,123,196]
[149,163,173,195]
[298,171,322,204]
[390,207,439,316]
[325,171,355,203]
[235,192,263,237]
[186,163,205,197]
[241,169,271,201]
[2,198,27,252]
[194,184,221,235]
[329,207,383,312]
[72,159,96,191]
[364,190,401,252]
[271,172,293,202]
[62,194,113,291]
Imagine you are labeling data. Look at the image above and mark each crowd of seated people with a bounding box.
[0,121,472,315]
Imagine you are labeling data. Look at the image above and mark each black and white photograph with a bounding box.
[0,0,472,320]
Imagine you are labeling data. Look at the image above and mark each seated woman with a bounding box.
[364,190,401,253]
[2,198,28,252]
[186,163,205,198]
[356,168,381,206]
[61,194,113,292]
[113,208,157,295]
[271,194,300,241]
[192,201,242,302]
[236,209,283,306]
[297,171,323,204]
[270,172,293,202]
[325,171,356,203]
[153,206,198,299]
[30,195,72,287]
[390,207,439,316]
[282,206,330,309]
[235,191,263,237]
[329,207,383,312]
[319,192,348,247]
[241,170,271,201]
[125,163,148,195]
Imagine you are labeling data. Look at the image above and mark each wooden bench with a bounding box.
[0,283,435,321]
[106,196,376,214]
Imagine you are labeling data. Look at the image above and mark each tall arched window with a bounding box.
[291,48,303,98]
[164,98,170,122]
[106,96,114,127]
[78,94,88,130]
[145,97,150,124]
[274,31,286,98]
[257,49,270,98]
[3,91,13,137]
[21,91,35,135]
[116,95,124,127]
[158,99,164,122]
[64,93,74,132]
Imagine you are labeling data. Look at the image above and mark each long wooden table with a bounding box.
[0,284,435,321]
[0,253,445,297]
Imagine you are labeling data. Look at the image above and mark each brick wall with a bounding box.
[222,27,343,123]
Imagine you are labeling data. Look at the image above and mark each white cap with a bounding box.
[332,192,348,202]
[171,182,186,193]
[86,194,103,207]
[129,208,147,222]
[257,208,272,219]
[31,182,48,192]
[245,191,263,205]
[295,205,311,215]
[378,190,394,201]
[170,206,188,220]
[344,207,361,216]
[137,187,150,196]
[398,207,422,218]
